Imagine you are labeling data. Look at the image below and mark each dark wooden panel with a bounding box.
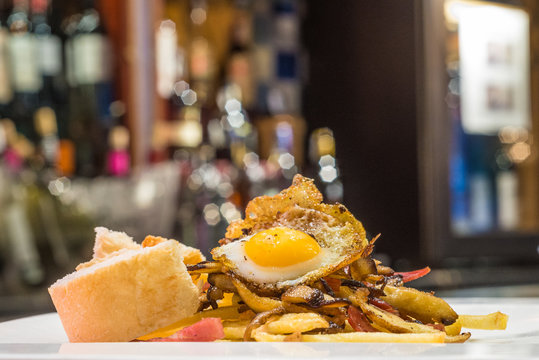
[303,1,421,264]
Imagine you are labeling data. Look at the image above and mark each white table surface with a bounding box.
[0,297,538,359]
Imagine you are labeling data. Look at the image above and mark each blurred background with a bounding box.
[0,0,538,320]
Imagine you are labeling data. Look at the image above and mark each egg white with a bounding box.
[218,236,327,284]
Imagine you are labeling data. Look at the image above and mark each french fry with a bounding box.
[223,320,250,340]
[223,326,247,340]
[359,302,442,334]
[458,312,508,330]
[252,329,289,342]
[381,285,458,325]
[444,332,471,343]
[265,313,329,334]
[137,306,242,340]
[444,319,462,336]
[232,278,282,313]
[252,328,446,343]
[302,332,446,343]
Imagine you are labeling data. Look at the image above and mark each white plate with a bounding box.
[0,298,538,359]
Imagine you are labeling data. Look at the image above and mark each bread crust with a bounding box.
[49,240,200,342]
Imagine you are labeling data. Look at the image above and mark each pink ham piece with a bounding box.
[347,306,378,332]
[146,318,225,342]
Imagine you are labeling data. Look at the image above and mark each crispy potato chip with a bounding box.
[459,312,508,330]
[265,313,330,334]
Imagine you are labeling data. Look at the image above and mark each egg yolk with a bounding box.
[244,227,321,267]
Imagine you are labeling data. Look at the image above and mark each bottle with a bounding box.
[68,0,114,176]
[32,0,62,109]
[252,1,273,113]
[494,133,520,231]
[449,101,470,234]
[33,106,71,267]
[272,0,301,115]
[34,105,59,169]
[226,1,254,108]
[0,19,13,118]
[106,125,130,177]
[4,182,45,286]
[308,128,343,203]
[7,0,41,142]
[1,119,23,172]
[466,134,496,233]
[0,118,8,154]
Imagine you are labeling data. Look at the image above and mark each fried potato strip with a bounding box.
[232,278,282,313]
[444,319,462,336]
[458,312,508,330]
[381,285,458,325]
[252,329,446,343]
[223,320,250,340]
[358,302,442,334]
[445,332,471,343]
[265,313,330,335]
[137,306,244,340]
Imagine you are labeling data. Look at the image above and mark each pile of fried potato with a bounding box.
[173,260,507,343]
[141,175,508,343]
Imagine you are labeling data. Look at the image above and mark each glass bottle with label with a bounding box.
[32,0,62,108]
[0,19,13,118]
[67,0,114,176]
[7,0,42,142]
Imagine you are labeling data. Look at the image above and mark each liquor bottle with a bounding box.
[188,0,216,108]
[171,106,203,149]
[466,134,496,233]
[1,119,25,172]
[252,0,273,113]
[106,125,130,177]
[189,36,215,106]
[0,19,12,118]
[272,0,301,115]
[226,1,254,108]
[0,119,6,154]
[56,138,75,176]
[33,106,71,267]
[32,0,62,109]
[155,19,179,100]
[494,132,521,231]
[496,163,519,231]
[4,182,45,286]
[7,0,41,142]
[68,0,114,176]
[308,128,342,203]
[34,105,58,168]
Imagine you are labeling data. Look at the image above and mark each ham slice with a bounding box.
[347,306,377,332]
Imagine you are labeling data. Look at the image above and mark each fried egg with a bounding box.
[211,226,363,293]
